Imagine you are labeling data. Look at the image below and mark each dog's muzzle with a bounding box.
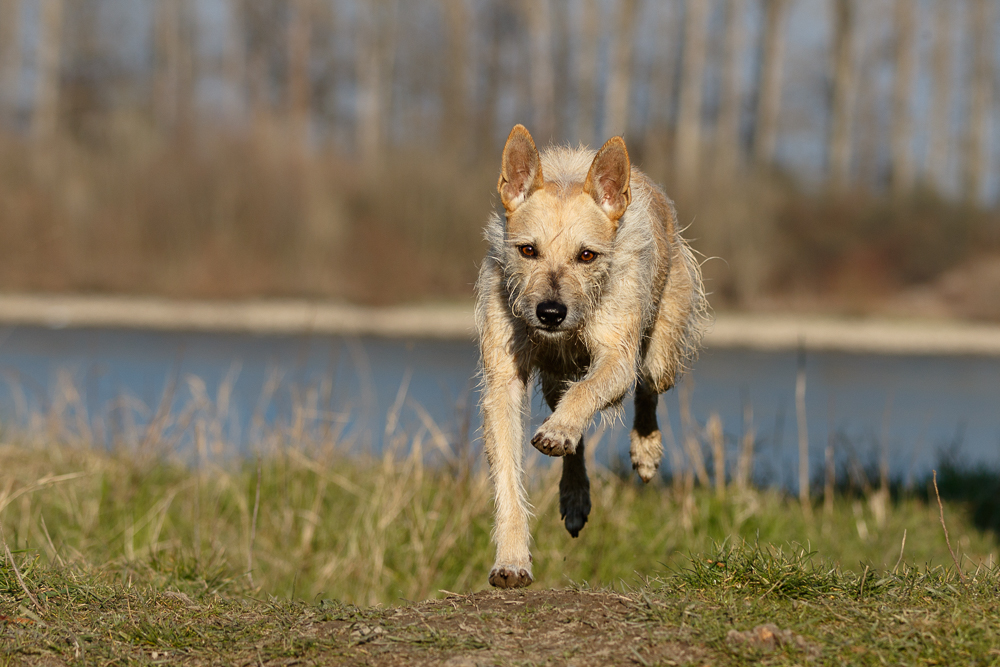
[535,301,567,328]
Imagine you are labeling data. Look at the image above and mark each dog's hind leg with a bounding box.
[543,376,591,537]
[630,376,663,483]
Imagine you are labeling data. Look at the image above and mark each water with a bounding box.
[2,325,999,488]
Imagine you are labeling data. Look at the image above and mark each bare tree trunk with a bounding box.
[716,0,745,178]
[963,0,992,206]
[439,0,470,151]
[357,0,398,169]
[575,0,599,146]
[642,2,682,161]
[245,3,272,130]
[477,1,504,152]
[32,0,62,143]
[224,0,247,119]
[925,0,953,190]
[753,0,790,166]
[889,0,916,198]
[523,0,554,143]
[287,0,312,151]
[154,0,195,134]
[551,0,571,143]
[0,0,22,118]
[675,0,710,193]
[827,0,857,188]
[154,0,180,130]
[604,0,637,139]
[855,24,881,186]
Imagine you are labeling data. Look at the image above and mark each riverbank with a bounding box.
[3,292,1000,355]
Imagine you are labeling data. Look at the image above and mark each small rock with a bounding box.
[726,623,819,657]
[349,622,385,644]
[442,656,479,667]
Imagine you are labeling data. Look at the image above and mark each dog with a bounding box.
[475,125,708,589]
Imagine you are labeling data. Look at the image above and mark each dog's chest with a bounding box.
[531,337,591,379]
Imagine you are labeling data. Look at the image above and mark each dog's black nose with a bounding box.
[536,301,567,326]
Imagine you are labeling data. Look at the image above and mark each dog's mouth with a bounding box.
[529,320,575,338]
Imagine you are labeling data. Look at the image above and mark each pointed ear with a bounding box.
[498,125,544,213]
[584,136,631,222]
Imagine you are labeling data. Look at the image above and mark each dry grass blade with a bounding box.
[795,345,811,520]
[707,413,725,499]
[933,470,966,582]
[2,524,45,614]
[247,456,262,589]
[0,471,88,514]
[893,528,907,574]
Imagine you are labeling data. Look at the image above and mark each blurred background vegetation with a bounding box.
[1,0,1000,317]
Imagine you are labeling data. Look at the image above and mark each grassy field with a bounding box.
[2,423,1000,664]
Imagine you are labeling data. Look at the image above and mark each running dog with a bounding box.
[475,124,708,588]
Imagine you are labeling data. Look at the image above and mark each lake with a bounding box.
[2,325,999,490]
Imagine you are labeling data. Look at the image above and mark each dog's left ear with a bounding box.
[584,136,631,223]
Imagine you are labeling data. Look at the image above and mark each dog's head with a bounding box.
[496,124,631,339]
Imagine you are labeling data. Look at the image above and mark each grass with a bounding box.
[2,434,998,609]
[2,382,1000,663]
[4,534,1000,664]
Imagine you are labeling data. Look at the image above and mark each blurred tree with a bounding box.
[889,0,915,198]
[242,0,284,129]
[827,0,856,187]
[715,0,746,178]
[287,0,312,151]
[962,0,991,206]
[551,0,571,144]
[0,0,21,122]
[33,0,63,144]
[642,2,681,157]
[925,0,953,191]
[675,0,709,193]
[476,0,503,153]
[753,0,790,166]
[604,0,637,139]
[154,0,195,134]
[574,0,599,146]
[523,0,554,143]
[439,0,470,153]
[224,0,248,120]
[356,0,398,168]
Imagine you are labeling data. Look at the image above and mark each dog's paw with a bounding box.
[531,421,581,457]
[559,486,591,538]
[630,428,663,483]
[489,564,533,589]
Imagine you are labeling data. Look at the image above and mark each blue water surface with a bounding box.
[1,325,999,490]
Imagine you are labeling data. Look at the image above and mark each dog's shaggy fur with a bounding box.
[476,125,708,588]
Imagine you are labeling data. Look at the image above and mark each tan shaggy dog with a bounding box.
[475,125,709,588]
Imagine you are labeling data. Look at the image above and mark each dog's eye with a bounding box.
[578,249,597,263]
[518,245,537,258]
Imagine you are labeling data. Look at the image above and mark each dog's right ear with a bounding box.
[498,125,544,213]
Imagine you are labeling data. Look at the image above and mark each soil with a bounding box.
[315,588,715,666]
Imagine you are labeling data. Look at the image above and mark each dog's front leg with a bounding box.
[531,321,639,457]
[479,325,533,587]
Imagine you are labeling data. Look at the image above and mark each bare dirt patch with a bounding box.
[315,588,715,666]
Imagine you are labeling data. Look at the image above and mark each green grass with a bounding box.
[4,537,1000,665]
[2,418,1000,663]
[0,435,996,608]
